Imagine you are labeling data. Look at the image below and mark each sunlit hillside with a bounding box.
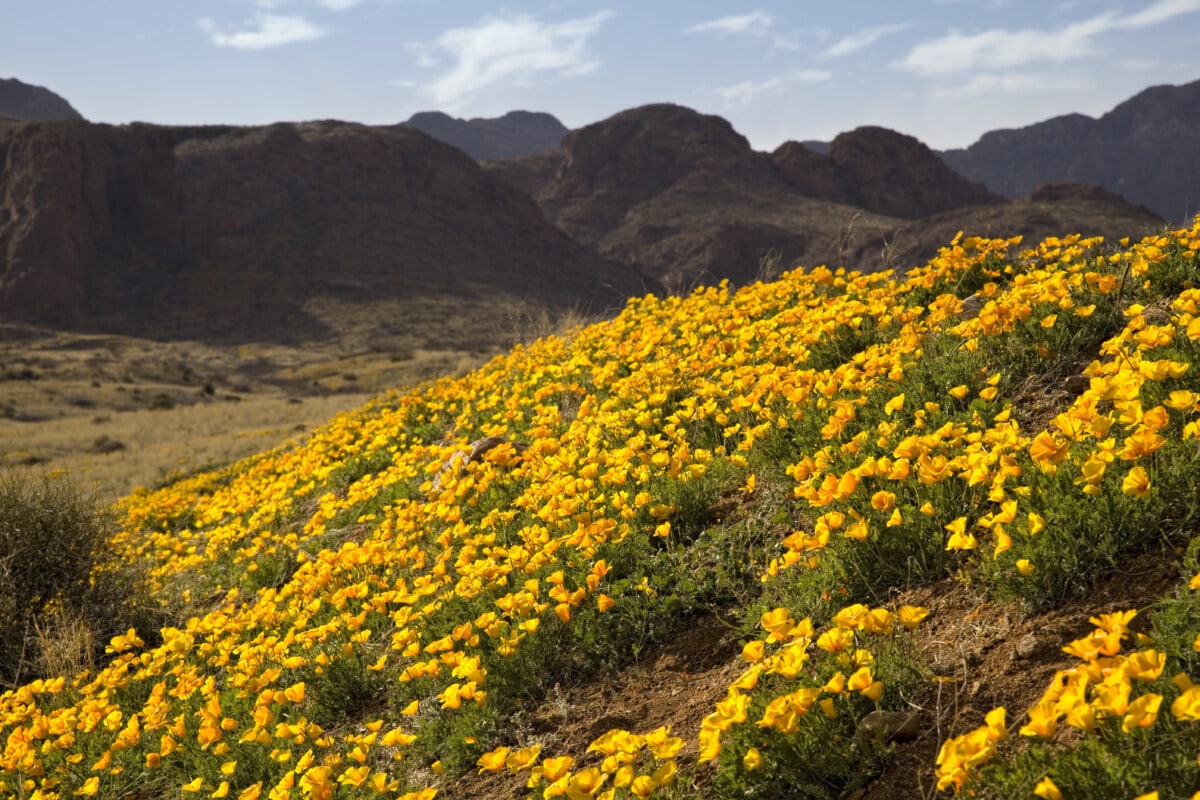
[4,218,1200,800]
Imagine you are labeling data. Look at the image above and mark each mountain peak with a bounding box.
[774,125,1002,218]
[402,109,568,161]
[0,77,83,122]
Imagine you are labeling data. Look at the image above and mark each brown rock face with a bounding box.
[498,103,887,287]
[773,127,1003,218]
[0,121,112,321]
[0,120,651,344]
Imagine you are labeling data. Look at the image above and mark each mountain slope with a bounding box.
[490,103,906,288]
[941,78,1200,222]
[0,119,650,346]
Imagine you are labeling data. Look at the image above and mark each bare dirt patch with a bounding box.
[440,615,743,800]
[861,548,1181,799]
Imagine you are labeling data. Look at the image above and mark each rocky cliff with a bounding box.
[0,119,649,345]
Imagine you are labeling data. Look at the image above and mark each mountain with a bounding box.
[941,78,1200,223]
[488,104,905,289]
[0,119,650,346]
[0,77,83,122]
[772,127,1004,219]
[402,110,568,161]
[486,104,1164,290]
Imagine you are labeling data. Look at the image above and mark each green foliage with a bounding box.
[712,636,926,800]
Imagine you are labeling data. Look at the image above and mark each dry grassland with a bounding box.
[0,325,493,499]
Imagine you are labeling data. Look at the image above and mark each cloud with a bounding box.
[896,0,1200,76]
[685,10,772,36]
[821,23,911,58]
[417,12,612,109]
[199,13,326,49]
[712,70,831,108]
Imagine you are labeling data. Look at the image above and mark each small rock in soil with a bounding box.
[857,710,923,741]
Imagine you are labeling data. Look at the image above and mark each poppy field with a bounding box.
[4,217,1200,799]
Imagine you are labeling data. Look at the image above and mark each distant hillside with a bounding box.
[403,110,568,161]
[487,104,1166,290]
[0,120,650,346]
[0,76,82,121]
[941,78,1200,222]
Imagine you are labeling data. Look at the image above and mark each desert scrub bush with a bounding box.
[0,470,151,685]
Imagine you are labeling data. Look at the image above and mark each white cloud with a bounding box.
[821,23,911,58]
[712,70,831,108]
[199,13,326,49]
[685,10,772,37]
[417,12,612,109]
[896,0,1200,76]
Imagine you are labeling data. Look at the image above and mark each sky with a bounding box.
[4,0,1200,151]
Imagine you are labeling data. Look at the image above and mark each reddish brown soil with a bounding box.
[440,615,743,800]
[440,547,1181,800]
[861,548,1180,799]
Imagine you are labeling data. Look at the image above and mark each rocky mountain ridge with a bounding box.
[940,78,1200,222]
[485,103,1163,291]
[0,80,1177,348]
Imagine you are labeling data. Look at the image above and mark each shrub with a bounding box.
[0,470,150,684]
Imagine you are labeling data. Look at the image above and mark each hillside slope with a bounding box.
[2,218,1200,799]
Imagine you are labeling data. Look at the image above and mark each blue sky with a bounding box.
[5,1,1199,150]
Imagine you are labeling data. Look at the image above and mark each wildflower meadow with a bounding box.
[4,218,1200,799]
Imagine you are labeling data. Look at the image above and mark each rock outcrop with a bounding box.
[488,105,1015,287]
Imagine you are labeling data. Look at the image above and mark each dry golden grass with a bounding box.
[0,326,495,500]
[0,393,373,500]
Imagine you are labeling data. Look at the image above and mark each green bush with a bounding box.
[0,470,152,685]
